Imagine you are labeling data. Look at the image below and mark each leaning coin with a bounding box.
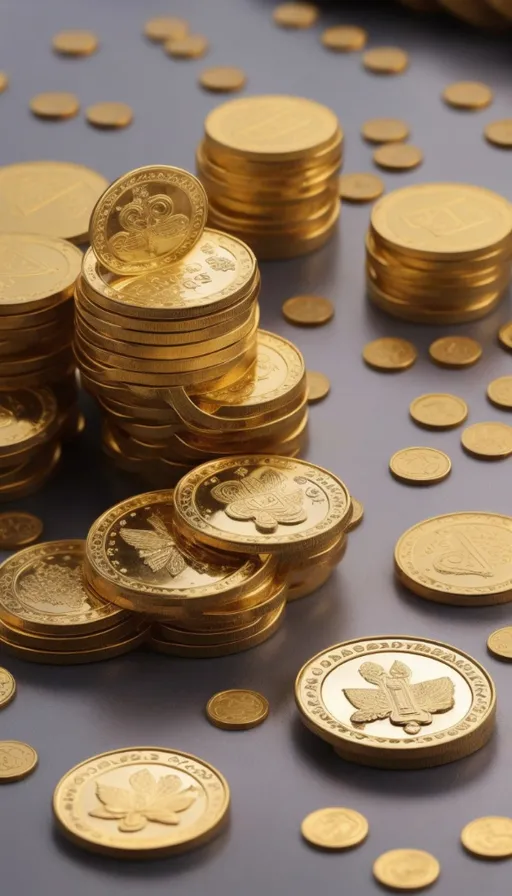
[389,447,452,485]
[0,741,38,782]
[461,817,512,859]
[0,512,43,549]
[206,689,269,730]
[301,807,368,850]
[0,667,16,709]
[373,848,440,891]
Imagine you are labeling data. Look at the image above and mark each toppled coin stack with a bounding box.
[196,95,343,259]
[366,183,512,324]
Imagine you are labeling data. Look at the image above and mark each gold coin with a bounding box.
[206,689,269,729]
[307,370,330,403]
[461,817,512,859]
[144,17,188,42]
[273,3,319,28]
[199,66,246,93]
[0,667,16,709]
[52,30,98,56]
[53,747,230,857]
[409,393,468,430]
[363,46,409,74]
[0,741,38,782]
[461,421,512,460]
[373,143,423,171]
[443,81,493,110]
[0,72,8,93]
[301,807,368,850]
[282,295,334,326]
[321,25,368,51]
[0,512,43,549]
[498,321,512,351]
[395,512,512,605]
[362,117,410,143]
[487,627,512,660]
[165,34,209,58]
[0,389,58,454]
[429,335,482,368]
[29,92,80,120]
[373,849,440,891]
[339,173,384,203]
[487,376,512,409]
[390,447,452,485]
[363,337,417,372]
[485,119,512,148]
[89,165,208,276]
[0,161,108,242]
[86,102,133,129]
[347,497,364,531]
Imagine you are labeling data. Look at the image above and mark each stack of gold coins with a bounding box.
[0,389,63,500]
[366,183,512,324]
[0,540,148,664]
[196,95,343,260]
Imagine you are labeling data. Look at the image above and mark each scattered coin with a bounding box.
[307,370,331,403]
[321,25,368,51]
[485,119,512,148]
[86,102,133,129]
[165,34,209,59]
[373,143,423,171]
[301,807,369,850]
[487,627,512,661]
[363,47,409,74]
[206,689,269,730]
[0,668,16,709]
[390,447,452,485]
[347,497,364,531]
[487,376,512,410]
[373,849,440,891]
[0,512,43,550]
[273,3,319,28]
[362,117,410,143]
[461,421,512,460]
[461,817,512,859]
[339,173,384,203]
[282,295,334,326]
[144,17,188,42]
[52,30,99,56]
[498,321,512,351]
[363,337,417,372]
[29,91,80,120]
[0,72,9,93]
[429,335,482,368]
[443,81,493,110]
[0,741,38,782]
[199,66,247,92]
[410,393,469,430]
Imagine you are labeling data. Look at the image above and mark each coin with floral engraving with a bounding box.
[389,447,452,485]
[301,807,368,850]
[0,741,38,782]
[53,747,230,857]
[461,817,512,859]
[373,848,440,890]
[0,668,16,709]
[206,689,269,729]
[295,636,496,768]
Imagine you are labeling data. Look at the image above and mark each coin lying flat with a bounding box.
[461,422,512,460]
[443,81,493,110]
[339,173,384,203]
[0,668,16,709]
[487,376,512,410]
[347,497,364,531]
[52,30,99,56]
[282,295,334,326]
[144,17,188,42]
[461,817,512,859]
[199,67,247,92]
[273,3,319,28]
[485,119,512,148]
[206,689,269,730]
[306,370,330,403]
[499,321,512,351]
[321,25,367,51]
[165,35,209,58]
[487,627,512,661]
[373,143,423,171]
[429,336,482,368]
[363,337,417,372]
[390,447,452,485]
[363,47,409,74]
[0,741,38,782]
[86,102,133,129]
[0,512,43,550]
[53,747,230,857]
[362,118,410,144]
[373,849,440,891]
[301,807,368,850]
[409,394,468,430]
[30,92,80,120]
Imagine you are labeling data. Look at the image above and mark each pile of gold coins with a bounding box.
[196,95,343,259]
[366,183,512,324]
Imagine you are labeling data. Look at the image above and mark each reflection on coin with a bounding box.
[443,81,493,110]
[0,512,43,549]
[487,376,512,410]
[273,3,319,28]
[0,72,8,93]
[363,337,417,371]
[306,370,330,403]
[321,25,367,51]
[485,119,512,148]
[390,447,451,485]
[362,118,410,143]
[0,741,38,782]
[199,67,247,92]
[301,807,368,850]
[461,422,512,460]
[347,497,364,531]
[363,47,409,74]
[0,668,16,709]
[144,17,188,42]
[52,30,99,56]
[487,627,512,661]
[429,336,482,368]
[461,817,512,859]
[86,102,133,129]
[373,849,440,891]
[373,143,423,171]
[282,295,334,326]
[206,689,269,730]
[30,92,80,120]
[165,35,209,58]
[339,173,384,203]
[409,393,468,430]
[498,321,512,351]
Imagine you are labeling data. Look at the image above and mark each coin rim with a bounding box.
[206,689,270,730]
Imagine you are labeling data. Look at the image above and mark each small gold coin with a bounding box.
[52,30,98,56]
[485,119,512,148]
[144,17,188,42]
[321,25,368,51]
[461,421,512,460]
[301,807,369,850]
[86,102,133,129]
[363,337,417,372]
[487,627,512,660]
[461,817,512,859]
[373,143,423,171]
[498,321,512,351]
[165,35,209,59]
[347,497,364,531]
[306,370,330,403]
[0,668,16,709]
[29,92,80,120]
[443,81,493,110]
[199,66,246,93]
[429,336,482,368]
[339,173,384,203]
[362,117,410,143]
[363,47,409,74]
[0,72,8,93]
[487,376,512,410]
[0,512,43,549]
[0,741,38,782]
[206,689,269,730]
[273,3,319,28]
[282,295,334,326]
[410,394,468,430]
[373,849,440,891]
[390,447,452,485]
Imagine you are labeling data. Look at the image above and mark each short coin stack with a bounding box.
[366,183,512,324]
[196,95,343,259]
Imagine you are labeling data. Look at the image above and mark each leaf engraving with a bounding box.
[89,769,198,833]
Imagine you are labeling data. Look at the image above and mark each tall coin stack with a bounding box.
[366,183,512,324]
[196,95,343,259]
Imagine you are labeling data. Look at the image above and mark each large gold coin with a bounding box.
[199,67,246,93]
[395,512,512,605]
[0,389,58,455]
[429,335,482,368]
[485,119,512,148]
[306,370,330,403]
[301,807,368,850]
[409,393,468,430]
[487,376,512,410]
[0,512,43,549]
[0,233,82,312]
[273,2,319,28]
[373,143,423,171]
[461,817,512,858]
[53,747,230,857]
[282,295,334,326]
[144,17,188,42]
[52,30,99,56]
[498,321,512,351]
[373,849,440,891]
[0,161,108,242]
[206,689,269,729]
[442,81,493,110]
[86,102,133,129]
[362,118,410,143]
[390,447,451,485]
[295,636,496,768]
[487,627,512,660]
[0,667,16,709]
[362,337,417,371]
[321,25,367,51]
[30,92,80,120]
[363,46,409,74]
[338,173,384,203]
[461,421,512,459]
[0,741,38,782]
[89,165,208,276]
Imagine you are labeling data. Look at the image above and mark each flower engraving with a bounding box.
[210,467,307,533]
[89,769,198,833]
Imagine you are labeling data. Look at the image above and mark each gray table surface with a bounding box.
[1,1,512,893]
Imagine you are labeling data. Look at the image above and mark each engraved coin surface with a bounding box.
[0,389,57,453]
[0,233,82,308]
[30,92,80,120]
[409,393,468,430]
[206,689,269,730]
[307,370,330,403]
[0,668,16,709]
[487,627,512,660]
[53,747,230,857]
[0,741,38,782]
[199,67,247,93]
[282,295,334,326]
[363,46,409,74]
[498,321,512,351]
[429,336,482,368]
[339,173,384,203]
[390,447,452,485]
[321,25,368,51]
[347,497,364,531]
[362,118,410,143]
[144,17,188,42]
[301,807,369,850]
[395,512,512,605]
[52,30,98,56]
[461,817,512,859]
[86,102,133,129]
[461,422,512,460]
[373,849,440,891]
[373,143,423,171]
[0,512,43,550]
[273,2,319,28]
[487,376,512,410]
[363,337,417,371]
[485,119,512,148]
[443,81,493,110]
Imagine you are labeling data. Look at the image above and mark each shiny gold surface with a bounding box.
[301,808,369,850]
[0,742,38,782]
[206,690,269,729]
[409,393,469,429]
[373,849,440,891]
[461,817,512,858]
[461,422,512,459]
[363,337,418,371]
[390,447,452,484]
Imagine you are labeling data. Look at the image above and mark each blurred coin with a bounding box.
[321,25,367,50]
[206,689,269,729]
[429,336,482,368]
[339,173,384,202]
[485,119,512,147]
[199,66,246,92]
[409,393,468,429]
[461,421,512,459]
[362,118,410,143]
[0,742,38,782]
[487,376,512,409]
[282,295,334,326]
[363,337,417,371]
[86,102,133,129]
[165,35,209,58]
[52,30,98,56]
[0,512,43,549]
[0,668,16,709]
[273,3,319,28]
[373,849,440,891]
[301,807,368,850]
[443,81,493,110]
[144,17,188,42]
[306,370,330,403]
[487,627,512,660]
[30,92,79,120]
[498,321,512,350]
[390,447,452,484]
[373,143,423,171]
[363,47,409,74]
[461,817,512,858]
[347,497,364,531]
[0,72,8,93]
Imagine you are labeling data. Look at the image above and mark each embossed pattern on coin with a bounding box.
[347,497,364,531]
[0,512,43,549]
[0,668,16,709]
[30,92,80,120]
[321,25,368,51]
[362,118,410,143]
[339,173,384,203]
[282,295,334,326]
[0,741,38,782]
[409,394,468,430]
[390,447,452,485]
[363,47,409,74]
[487,627,512,661]
[373,849,440,891]
[144,17,188,42]
[443,81,493,110]
[86,102,133,129]
[301,807,369,850]
[499,321,512,351]
[461,817,512,858]
[273,3,319,28]
[206,689,269,730]
[363,337,417,371]
[373,143,423,171]
[487,377,512,410]
[461,422,512,460]
[485,120,512,148]
[429,336,482,368]
[52,30,98,56]
[306,370,330,403]
[199,67,247,93]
